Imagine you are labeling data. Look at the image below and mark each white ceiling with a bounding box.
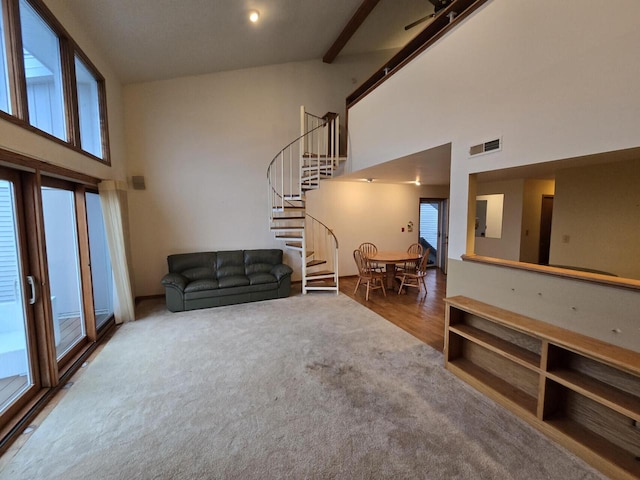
[336,143,452,186]
[64,0,444,185]
[65,0,435,84]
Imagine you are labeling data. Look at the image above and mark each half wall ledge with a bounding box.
[461,254,640,292]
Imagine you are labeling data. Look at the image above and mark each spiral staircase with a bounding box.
[267,107,345,294]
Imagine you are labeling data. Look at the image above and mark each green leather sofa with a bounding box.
[161,249,293,312]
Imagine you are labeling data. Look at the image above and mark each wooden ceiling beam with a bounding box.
[322,0,381,64]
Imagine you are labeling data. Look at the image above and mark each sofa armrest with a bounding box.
[161,272,188,291]
[271,264,293,281]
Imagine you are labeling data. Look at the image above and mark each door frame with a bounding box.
[419,197,449,274]
[0,167,42,433]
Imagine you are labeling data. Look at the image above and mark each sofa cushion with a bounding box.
[182,267,215,281]
[216,251,245,278]
[184,279,219,293]
[184,282,276,300]
[218,275,250,289]
[168,252,217,279]
[248,272,277,285]
[244,249,283,275]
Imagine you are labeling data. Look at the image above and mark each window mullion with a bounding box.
[97,78,109,162]
[60,36,79,146]
[3,0,28,121]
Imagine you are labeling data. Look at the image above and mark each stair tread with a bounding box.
[301,165,334,170]
[306,270,334,277]
[273,206,305,211]
[276,235,303,240]
[306,260,327,268]
[306,282,338,289]
[271,226,304,230]
[272,215,306,220]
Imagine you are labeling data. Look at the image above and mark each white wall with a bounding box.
[0,0,127,181]
[123,53,390,295]
[306,181,449,277]
[475,179,522,260]
[549,158,640,279]
[347,0,640,351]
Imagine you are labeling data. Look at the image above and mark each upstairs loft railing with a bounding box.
[346,0,490,109]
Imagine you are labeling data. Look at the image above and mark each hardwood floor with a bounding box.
[338,267,446,352]
[56,316,83,358]
[0,375,28,409]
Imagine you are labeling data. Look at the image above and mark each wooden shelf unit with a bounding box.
[444,295,640,480]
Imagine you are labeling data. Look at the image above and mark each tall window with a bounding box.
[0,0,109,162]
[75,56,103,158]
[19,0,66,141]
[0,2,11,113]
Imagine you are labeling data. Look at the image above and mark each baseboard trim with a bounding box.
[135,294,164,304]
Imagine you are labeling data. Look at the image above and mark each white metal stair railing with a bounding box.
[267,106,342,294]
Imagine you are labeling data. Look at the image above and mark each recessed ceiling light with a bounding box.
[249,10,260,23]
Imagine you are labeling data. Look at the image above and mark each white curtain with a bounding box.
[98,180,135,323]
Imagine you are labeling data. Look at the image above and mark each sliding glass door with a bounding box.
[0,172,38,424]
[0,163,117,443]
[41,185,86,361]
[85,192,113,330]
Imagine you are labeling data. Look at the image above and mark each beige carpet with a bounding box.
[0,293,605,479]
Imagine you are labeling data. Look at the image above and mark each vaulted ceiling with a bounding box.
[64,0,435,84]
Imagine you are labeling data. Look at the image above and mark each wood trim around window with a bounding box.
[0,0,111,164]
[3,0,28,120]
[0,146,100,185]
[74,49,111,163]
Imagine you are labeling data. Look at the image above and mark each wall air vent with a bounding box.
[469,137,502,157]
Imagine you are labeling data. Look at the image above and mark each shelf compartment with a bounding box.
[543,381,640,475]
[448,308,542,357]
[546,344,640,422]
[447,357,538,417]
[546,417,640,479]
[548,369,640,423]
[449,323,540,370]
[547,344,640,395]
[449,335,540,401]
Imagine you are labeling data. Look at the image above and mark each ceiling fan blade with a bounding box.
[404,13,435,31]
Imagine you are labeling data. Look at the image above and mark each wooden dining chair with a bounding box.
[358,242,382,272]
[398,243,424,272]
[353,249,386,301]
[396,248,430,296]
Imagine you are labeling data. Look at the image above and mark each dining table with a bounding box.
[368,250,422,290]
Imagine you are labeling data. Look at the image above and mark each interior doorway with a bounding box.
[419,198,448,274]
[539,195,554,265]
